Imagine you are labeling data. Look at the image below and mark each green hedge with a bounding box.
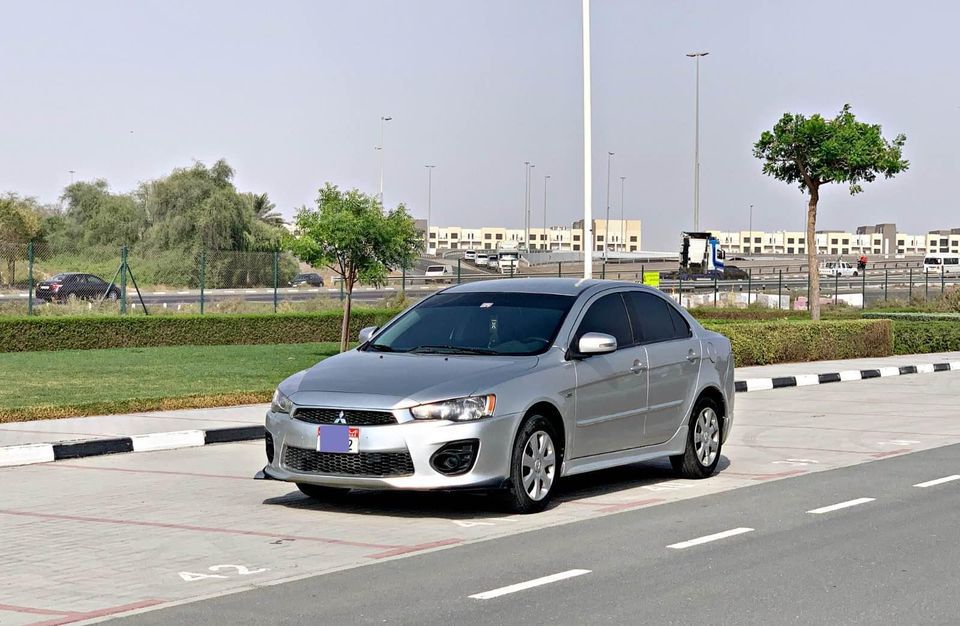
[891,320,960,355]
[0,308,403,353]
[864,312,960,321]
[703,319,893,367]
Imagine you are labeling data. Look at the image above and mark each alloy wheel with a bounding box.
[694,407,720,467]
[520,430,556,501]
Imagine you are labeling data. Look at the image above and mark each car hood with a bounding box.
[286,349,539,410]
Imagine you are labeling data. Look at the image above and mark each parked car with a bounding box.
[259,279,735,513]
[423,265,452,283]
[819,260,858,277]
[34,273,120,302]
[290,272,325,287]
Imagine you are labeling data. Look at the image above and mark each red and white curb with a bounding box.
[0,425,264,468]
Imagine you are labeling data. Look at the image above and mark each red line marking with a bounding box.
[0,428,116,437]
[872,449,911,458]
[0,603,71,616]
[594,497,666,513]
[0,509,396,550]
[742,424,953,437]
[724,443,871,454]
[35,463,248,481]
[369,538,462,559]
[26,599,165,626]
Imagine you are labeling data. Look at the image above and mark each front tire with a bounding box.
[296,483,349,501]
[503,415,560,514]
[670,397,723,479]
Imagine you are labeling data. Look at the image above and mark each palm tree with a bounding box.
[251,193,284,227]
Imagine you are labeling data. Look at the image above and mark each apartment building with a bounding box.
[425,219,641,254]
[709,223,947,256]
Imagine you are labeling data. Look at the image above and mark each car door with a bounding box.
[624,291,702,446]
[570,291,649,458]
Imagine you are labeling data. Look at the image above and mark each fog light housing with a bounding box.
[430,440,479,476]
[265,432,275,464]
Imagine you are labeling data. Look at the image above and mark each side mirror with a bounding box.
[577,332,617,356]
[358,326,379,344]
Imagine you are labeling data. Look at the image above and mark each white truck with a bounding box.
[496,242,520,274]
[679,232,726,277]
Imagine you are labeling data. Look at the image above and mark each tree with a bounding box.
[0,194,45,286]
[60,180,145,250]
[288,184,423,351]
[245,193,285,227]
[753,105,908,320]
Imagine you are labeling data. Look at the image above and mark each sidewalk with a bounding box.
[1,351,958,461]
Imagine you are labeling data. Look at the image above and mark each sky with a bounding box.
[1,0,958,250]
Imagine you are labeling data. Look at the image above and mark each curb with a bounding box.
[0,425,264,469]
[735,361,960,393]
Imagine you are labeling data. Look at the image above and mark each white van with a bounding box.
[923,253,960,275]
[475,253,488,266]
[464,249,477,261]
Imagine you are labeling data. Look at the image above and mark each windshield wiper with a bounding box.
[367,343,397,352]
[409,345,498,355]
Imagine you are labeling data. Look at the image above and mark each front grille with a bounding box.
[292,408,397,426]
[283,446,414,477]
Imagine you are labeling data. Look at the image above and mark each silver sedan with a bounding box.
[259,278,734,513]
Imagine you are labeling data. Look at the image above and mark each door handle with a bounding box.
[630,360,646,373]
[686,350,700,362]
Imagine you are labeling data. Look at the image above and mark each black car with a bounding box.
[290,272,324,287]
[35,273,120,302]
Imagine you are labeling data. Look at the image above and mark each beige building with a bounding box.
[427,219,641,254]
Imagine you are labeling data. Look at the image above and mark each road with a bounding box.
[118,444,960,625]
[2,367,959,624]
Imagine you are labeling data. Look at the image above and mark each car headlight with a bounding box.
[410,395,496,422]
[271,389,293,414]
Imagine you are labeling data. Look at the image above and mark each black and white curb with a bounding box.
[0,425,264,468]
[735,361,960,393]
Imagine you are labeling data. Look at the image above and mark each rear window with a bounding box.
[427,266,445,272]
[924,258,942,265]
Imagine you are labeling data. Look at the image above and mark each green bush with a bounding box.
[703,319,893,367]
[689,307,810,322]
[890,320,960,355]
[863,311,960,321]
[0,308,402,353]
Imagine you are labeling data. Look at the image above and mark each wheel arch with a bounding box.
[522,401,566,464]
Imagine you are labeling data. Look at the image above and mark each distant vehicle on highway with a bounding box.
[290,273,325,287]
[464,250,477,261]
[475,253,489,266]
[485,253,499,269]
[423,265,452,283]
[923,253,960,275]
[35,272,120,303]
[819,260,859,277]
[497,242,520,274]
[260,278,734,513]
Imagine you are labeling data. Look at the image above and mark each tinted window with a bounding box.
[624,291,683,344]
[369,292,575,356]
[575,293,633,349]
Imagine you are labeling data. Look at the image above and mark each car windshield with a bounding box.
[367,291,575,356]
[924,258,942,265]
[49,273,72,281]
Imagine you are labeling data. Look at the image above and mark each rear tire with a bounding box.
[502,415,560,514]
[670,397,723,479]
[296,483,349,501]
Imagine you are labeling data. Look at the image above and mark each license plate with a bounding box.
[317,425,359,454]
[39,285,49,290]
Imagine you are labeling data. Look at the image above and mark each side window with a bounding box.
[575,293,633,350]
[624,291,681,344]
[667,304,692,339]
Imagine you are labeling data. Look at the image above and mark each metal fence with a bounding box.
[1,241,955,316]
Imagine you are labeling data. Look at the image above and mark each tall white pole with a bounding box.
[543,175,551,250]
[378,116,392,205]
[686,52,708,231]
[620,176,626,252]
[523,161,530,248]
[582,0,593,279]
[604,151,613,266]
[426,165,436,254]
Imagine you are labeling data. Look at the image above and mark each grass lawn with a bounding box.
[0,343,340,422]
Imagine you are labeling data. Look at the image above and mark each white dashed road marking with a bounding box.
[667,527,754,550]
[469,569,592,600]
[807,497,875,515]
[913,475,960,488]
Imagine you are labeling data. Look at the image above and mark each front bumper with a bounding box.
[263,409,522,490]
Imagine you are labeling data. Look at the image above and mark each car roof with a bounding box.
[441,278,646,297]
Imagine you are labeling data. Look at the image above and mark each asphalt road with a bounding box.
[115,442,960,625]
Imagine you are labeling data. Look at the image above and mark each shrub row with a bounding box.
[0,308,403,353]
[890,320,960,355]
[863,311,960,321]
[703,319,893,367]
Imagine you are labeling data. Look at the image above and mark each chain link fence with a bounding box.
[2,241,958,316]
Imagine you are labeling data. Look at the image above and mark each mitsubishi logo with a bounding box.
[333,411,347,425]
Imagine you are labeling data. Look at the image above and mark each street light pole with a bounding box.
[604,151,614,265]
[524,162,535,251]
[582,0,593,279]
[620,176,626,252]
[543,175,551,251]
[749,203,753,254]
[377,116,392,205]
[686,51,708,231]
[425,165,436,254]
[68,170,76,185]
